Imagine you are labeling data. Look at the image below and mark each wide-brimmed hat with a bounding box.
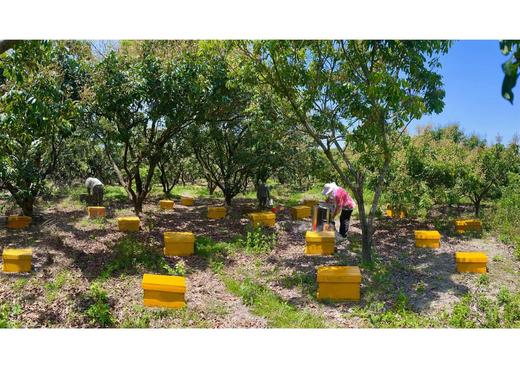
[322,183,338,196]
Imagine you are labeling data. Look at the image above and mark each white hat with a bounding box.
[322,183,338,196]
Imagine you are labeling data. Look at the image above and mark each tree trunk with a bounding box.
[474,199,481,217]
[224,191,233,206]
[208,180,217,195]
[21,198,35,217]
[355,193,372,263]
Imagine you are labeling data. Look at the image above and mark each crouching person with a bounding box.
[322,182,356,239]
[257,181,271,210]
[85,177,104,206]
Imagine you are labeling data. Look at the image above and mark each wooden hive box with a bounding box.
[454,219,482,234]
[305,230,335,255]
[87,206,106,218]
[303,199,319,208]
[317,265,361,301]
[248,212,276,228]
[208,206,227,219]
[455,252,487,273]
[164,232,195,256]
[2,248,32,273]
[117,216,140,232]
[6,216,32,229]
[414,230,441,248]
[180,196,194,206]
[385,207,406,219]
[159,200,175,210]
[290,205,311,220]
[142,274,186,309]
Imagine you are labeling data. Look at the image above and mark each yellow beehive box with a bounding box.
[317,265,361,301]
[117,216,140,232]
[164,232,195,256]
[303,199,319,208]
[305,230,335,255]
[248,212,276,228]
[142,274,186,309]
[455,252,488,273]
[385,208,406,218]
[208,206,227,219]
[414,230,441,248]
[454,219,482,234]
[87,206,106,218]
[159,200,175,210]
[6,216,32,229]
[290,205,311,220]
[2,248,32,273]
[180,196,194,206]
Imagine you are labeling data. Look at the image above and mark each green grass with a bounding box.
[104,185,129,202]
[223,276,329,328]
[84,282,114,327]
[45,271,69,301]
[99,235,178,280]
[0,302,22,328]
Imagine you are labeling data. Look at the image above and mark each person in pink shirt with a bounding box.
[322,182,356,238]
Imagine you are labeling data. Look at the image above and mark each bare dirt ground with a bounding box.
[1,194,519,328]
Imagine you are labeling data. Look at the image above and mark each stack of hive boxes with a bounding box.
[159,200,175,210]
[117,216,140,232]
[2,248,32,273]
[142,274,186,309]
[290,205,311,220]
[454,219,482,234]
[455,252,487,273]
[248,212,276,228]
[164,232,195,256]
[316,265,361,301]
[6,216,32,229]
[305,231,335,255]
[208,206,227,219]
[87,206,105,218]
[414,230,441,248]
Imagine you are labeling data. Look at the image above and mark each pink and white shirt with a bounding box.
[333,187,356,209]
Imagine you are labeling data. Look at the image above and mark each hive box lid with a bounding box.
[455,252,487,263]
[88,206,105,209]
[164,232,195,242]
[208,206,226,211]
[317,266,361,283]
[3,248,32,260]
[454,219,481,226]
[306,231,335,242]
[181,195,194,199]
[142,274,186,293]
[292,205,311,210]
[160,200,174,203]
[118,216,140,222]
[414,230,441,239]
[249,212,275,220]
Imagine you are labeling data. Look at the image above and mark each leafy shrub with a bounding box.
[239,228,277,253]
[490,173,520,257]
[100,236,171,279]
[0,303,22,328]
[85,282,113,327]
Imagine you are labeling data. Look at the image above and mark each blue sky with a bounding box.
[410,40,520,144]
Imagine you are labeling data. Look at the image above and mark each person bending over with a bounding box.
[322,182,356,238]
[85,177,104,206]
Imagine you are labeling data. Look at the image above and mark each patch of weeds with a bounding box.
[196,236,237,274]
[99,236,171,280]
[477,274,490,287]
[492,255,504,262]
[238,227,277,253]
[104,186,129,202]
[415,281,426,294]
[0,302,23,328]
[206,300,230,317]
[224,276,329,328]
[12,278,29,292]
[348,296,437,328]
[84,282,114,327]
[120,305,153,328]
[281,271,316,297]
[45,271,69,301]
[447,294,475,328]
[163,260,186,276]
